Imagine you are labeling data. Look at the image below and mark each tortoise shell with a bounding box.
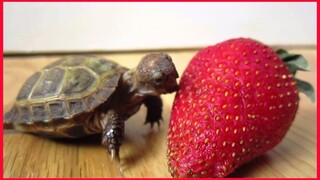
[5,55,125,125]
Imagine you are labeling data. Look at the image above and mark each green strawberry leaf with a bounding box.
[284,55,310,71]
[277,49,310,72]
[285,64,298,75]
[276,49,290,59]
[295,78,315,103]
[277,49,315,103]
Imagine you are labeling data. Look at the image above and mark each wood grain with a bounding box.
[3,48,316,178]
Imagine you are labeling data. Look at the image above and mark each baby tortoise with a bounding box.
[4,53,179,163]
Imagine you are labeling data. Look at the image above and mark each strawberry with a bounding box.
[167,38,314,178]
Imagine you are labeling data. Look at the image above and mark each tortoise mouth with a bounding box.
[166,84,179,93]
[155,84,179,95]
[160,82,179,94]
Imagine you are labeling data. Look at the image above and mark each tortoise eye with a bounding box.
[155,77,164,84]
[153,71,166,85]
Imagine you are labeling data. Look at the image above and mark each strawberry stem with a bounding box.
[276,49,315,102]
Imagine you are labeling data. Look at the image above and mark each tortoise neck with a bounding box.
[108,69,149,113]
[121,68,158,97]
[120,68,137,94]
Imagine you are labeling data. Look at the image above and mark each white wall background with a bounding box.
[4,2,317,53]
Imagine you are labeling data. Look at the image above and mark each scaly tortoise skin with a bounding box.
[4,53,179,162]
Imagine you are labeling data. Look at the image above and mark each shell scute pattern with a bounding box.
[85,58,118,75]
[85,94,104,110]
[62,68,96,96]
[95,87,116,100]
[32,103,49,122]
[31,68,66,100]
[6,56,122,125]
[101,74,121,88]
[4,106,19,123]
[16,72,41,101]
[20,106,31,123]
[68,99,89,116]
[48,100,69,119]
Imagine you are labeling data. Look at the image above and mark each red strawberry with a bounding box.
[167,38,314,178]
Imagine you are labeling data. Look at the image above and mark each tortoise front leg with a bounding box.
[101,110,124,162]
[143,96,163,128]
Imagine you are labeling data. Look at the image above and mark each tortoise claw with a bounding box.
[110,149,120,162]
[110,149,124,177]
[144,121,160,130]
[145,117,163,130]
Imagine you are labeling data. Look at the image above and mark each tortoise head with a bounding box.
[135,53,179,95]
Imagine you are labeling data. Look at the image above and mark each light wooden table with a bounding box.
[3,48,317,178]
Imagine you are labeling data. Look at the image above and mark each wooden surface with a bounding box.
[3,48,317,178]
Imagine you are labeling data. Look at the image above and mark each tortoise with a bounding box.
[4,53,179,162]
